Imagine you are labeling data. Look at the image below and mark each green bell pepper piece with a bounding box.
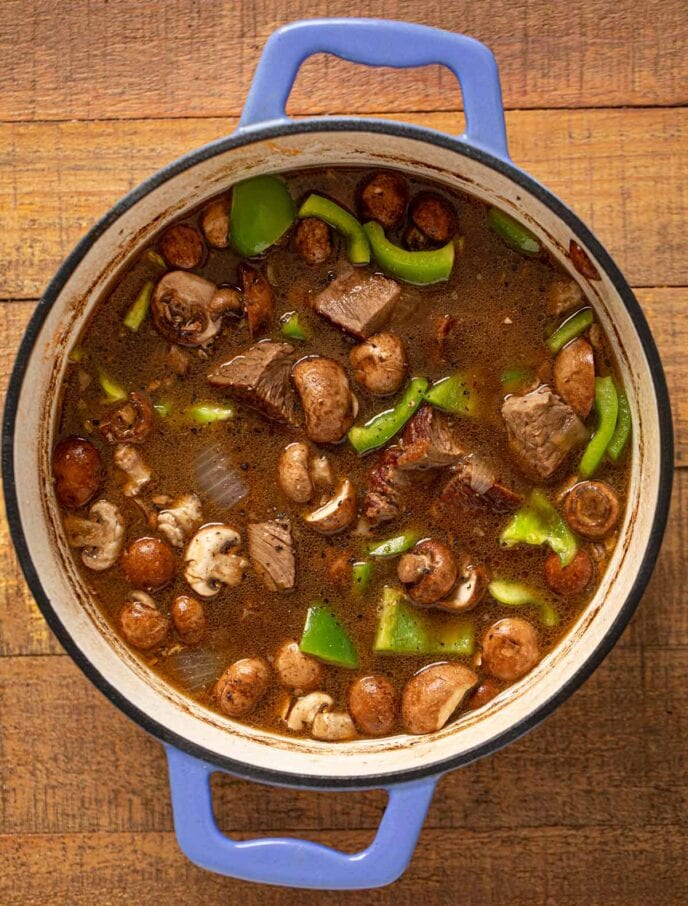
[123,281,153,332]
[68,345,85,364]
[374,587,474,656]
[488,579,559,628]
[153,400,171,418]
[298,194,370,265]
[425,371,477,416]
[488,207,541,257]
[500,489,577,567]
[348,377,428,454]
[364,221,455,284]
[501,366,532,393]
[352,560,374,595]
[280,311,310,342]
[367,529,422,559]
[607,387,631,462]
[546,307,594,354]
[230,175,295,257]
[186,402,235,425]
[98,370,127,403]
[146,249,167,269]
[579,376,619,478]
[299,605,359,668]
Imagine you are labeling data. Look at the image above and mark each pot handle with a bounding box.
[239,18,509,160]
[165,745,438,889]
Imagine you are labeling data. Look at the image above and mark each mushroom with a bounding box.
[292,356,356,444]
[64,499,124,571]
[114,444,152,497]
[121,536,176,591]
[563,480,620,540]
[409,192,458,244]
[349,332,408,395]
[547,277,584,317]
[210,285,243,317]
[156,493,203,548]
[53,436,103,509]
[184,524,249,597]
[158,223,206,270]
[239,263,274,336]
[437,557,489,613]
[401,663,478,735]
[482,617,540,681]
[303,478,358,535]
[544,548,594,597]
[273,639,324,692]
[294,217,332,265]
[286,691,334,731]
[119,590,169,650]
[99,392,153,444]
[151,271,222,347]
[348,675,397,736]
[466,679,501,710]
[357,172,408,229]
[171,594,207,645]
[397,540,458,605]
[200,197,230,249]
[553,337,595,418]
[278,442,314,504]
[310,454,334,490]
[214,657,270,718]
[311,711,357,741]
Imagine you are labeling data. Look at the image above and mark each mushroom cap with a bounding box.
[311,710,357,741]
[120,591,169,650]
[437,558,489,613]
[292,356,356,444]
[171,594,207,645]
[273,639,324,692]
[64,499,125,571]
[563,480,620,540]
[151,271,221,347]
[303,478,358,535]
[184,523,248,597]
[214,657,270,718]
[53,436,103,509]
[397,539,458,605]
[348,675,398,736]
[278,442,314,504]
[349,332,408,395]
[482,617,540,681]
[121,536,176,591]
[402,662,478,735]
[99,392,153,444]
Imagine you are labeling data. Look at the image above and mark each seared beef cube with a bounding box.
[207,340,299,425]
[248,518,295,591]
[313,269,400,339]
[502,386,587,480]
[363,446,409,526]
[437,458,523,517]
[397,406,465,470]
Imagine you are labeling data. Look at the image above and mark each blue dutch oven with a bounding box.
[2,18,672,890]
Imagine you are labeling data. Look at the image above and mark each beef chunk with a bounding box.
[207,340,299,425]
[313,268,400,339]
[502,385,587,479]
[248,518,295,591]
[437,458,523,517]
[397,406,465,470]
[363,446,409,526]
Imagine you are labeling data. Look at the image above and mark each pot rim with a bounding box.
[2,117,674,789]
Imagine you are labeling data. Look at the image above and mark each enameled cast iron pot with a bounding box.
[2,18,673,890]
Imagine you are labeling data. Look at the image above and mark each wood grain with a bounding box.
[1,0,686,122]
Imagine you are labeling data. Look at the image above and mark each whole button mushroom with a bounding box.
[482,618,541,681]
[544,548,594,597]
[303,478,358,535]
[53,436,103,508]
[273,639,324,692]
[292,356,357,444]
[357,172,409,229]
[294,217,332,265]
[466,679,501,711]
[171,594,207,645]
[348,675,398,736]
[553,337,595,418]
[397,540,458,606]
[120,591,170,650]
[121,537,176,591]
[409,192,458,244]
[214,657,270,718]
[158,223,206,270]
[349,332,408,396]
[200,197,230,249]
[563,480,620,540]
[402,663,478,735]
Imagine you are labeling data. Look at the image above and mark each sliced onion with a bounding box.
[164,646,223,694]
[195,445,248,510]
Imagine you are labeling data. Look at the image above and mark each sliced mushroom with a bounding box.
[114,444,152,497]
[158,223,206,270]
[292,356,356,444]
[184,524,249,597]
[99,392,153,444]
[53,436,103,508]
[286,691,334,731]
[156,493,203,548]
[200,197,230,249]
[239,263,274,336]
[402,663,478,735]
[274,640,325,692]
[64,499,125,571]
[303,478,358,535]
[121,536,176,591]
[310,454,334,490]
[563,480,620,540]
[437,557,489,613]
[349,332,408,396]
[397,540,458,606]
[119,590,169,650]
[482,617,540,681]
[151,271,221,347]
[278,442,314,503]
[214,657,270,718]
[311,711,357,741]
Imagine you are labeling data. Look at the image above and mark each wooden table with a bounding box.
[1,3,686,903]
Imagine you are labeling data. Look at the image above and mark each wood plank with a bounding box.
[1,646,686,837]
[1,109,686,300]
[1,0,686,123]
[1,824,685,906]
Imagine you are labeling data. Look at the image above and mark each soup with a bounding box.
[53,167,630,741]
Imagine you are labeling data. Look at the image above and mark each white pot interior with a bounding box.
[9,126,664,784]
